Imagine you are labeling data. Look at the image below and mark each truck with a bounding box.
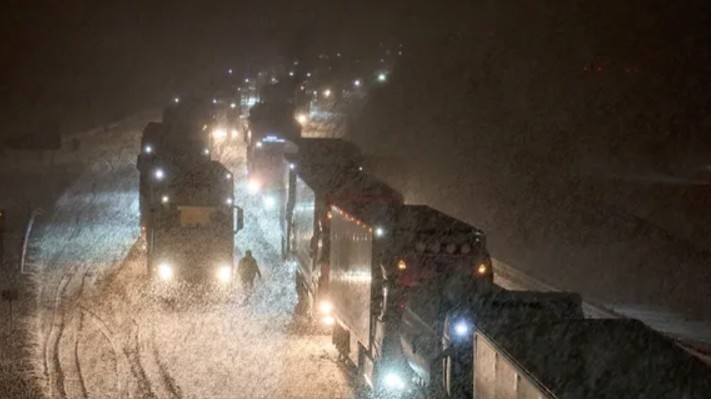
[326,188,495,394]
[282,138,363,316]
[400,285,584,398]
[144,158,243,291]
[472,318,711,398]
[137,99,215,227]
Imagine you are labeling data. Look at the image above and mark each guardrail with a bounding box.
[20,208,43,276]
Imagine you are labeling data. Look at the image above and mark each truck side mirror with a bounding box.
[234,206,244,234]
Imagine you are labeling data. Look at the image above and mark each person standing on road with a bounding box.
[237,250,262,300]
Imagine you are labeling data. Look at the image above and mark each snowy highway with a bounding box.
[23,116,359,398]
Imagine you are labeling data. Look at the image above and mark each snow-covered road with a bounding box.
[27,116,360,399]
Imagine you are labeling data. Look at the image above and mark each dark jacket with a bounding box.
[238,255,261,281]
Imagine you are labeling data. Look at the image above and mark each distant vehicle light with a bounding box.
[154,168,165,180]
[255,142,263,148]
[319,300,333,314]
[161,195,169,204]
[289,163,295,170]
[212,99,217,104]
[247,179,261,194]
[377,72,387,82]
[358,166,363,172]
[477,263,488,275]
[295,113,308,125]
[375,227,385,237]
[244,78,250,83]
[262,135,285,143]
[454,320,469,336]
[217,265,232,283]
[212,128,227,141]
[228,68,233,75]
[353,79,362,87]
[323,88,332,98]
[306,72,311,78]
[203,148,210,156]
[397,260,407,270]
[383,372,406,390]
[158,262,173,281]
[322,315,335,326]
[225,172,232,180]
[226,197,233,206]
[230,102,236,109]
[288,71,294,77]
[264,196,276,209]
[144,145,153,154]
[173,97,180,103]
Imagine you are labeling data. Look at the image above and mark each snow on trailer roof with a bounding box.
[392,205,486,237]
[481,319,711,398]
[290,138,362,165]
[330,172,403,227]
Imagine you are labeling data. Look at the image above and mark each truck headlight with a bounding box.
[383,372,406,390]
[158,262,173,281]
[263,196,276,209]
[454,320,469,337]
[216,265,232,283]
[247,179,261,194]
[318,300,333,314]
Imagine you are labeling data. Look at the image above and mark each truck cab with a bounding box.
[145,160,242,291]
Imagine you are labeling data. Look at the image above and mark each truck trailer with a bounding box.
[282,138,363,317]
[472,318,711,399]
[326,187,494,394]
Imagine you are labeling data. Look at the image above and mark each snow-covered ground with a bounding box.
[21,115,360,398]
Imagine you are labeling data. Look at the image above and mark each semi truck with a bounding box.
[144,158,243,289]
[400,286,584,398]
[282,138,363,316]
[325,182,494,393]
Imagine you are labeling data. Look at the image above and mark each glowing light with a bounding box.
[255,142,263,148]
[226,197,233,206]
[383,373,405,390]
[161,195,169,204]
[322,315,335,325]
[288,71,294,77]
[295,113,308,125]
[377,72,387,82]
[212,98,218,104]
[264,196,276,209]
[477,263,488,275]
[203,148,210,156]
[289,163,295,170]
[231,128,239,138]
[154,168,165,180]
[228,68,233,74]
[454,321,469,336]
[217,266,232,283]
[173,97,180,103]
[353,79,362,87]
[244,78,250,83]
[212,128,227,141]
[144,145,153,154]
[319,301,333,314]
[158,262,173,281]
[397,260,407,270]
[375,227,384,237]
[323,88,332,98]
[225,172,232,179]
[247,179,261,194]
[230,102,236,109]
